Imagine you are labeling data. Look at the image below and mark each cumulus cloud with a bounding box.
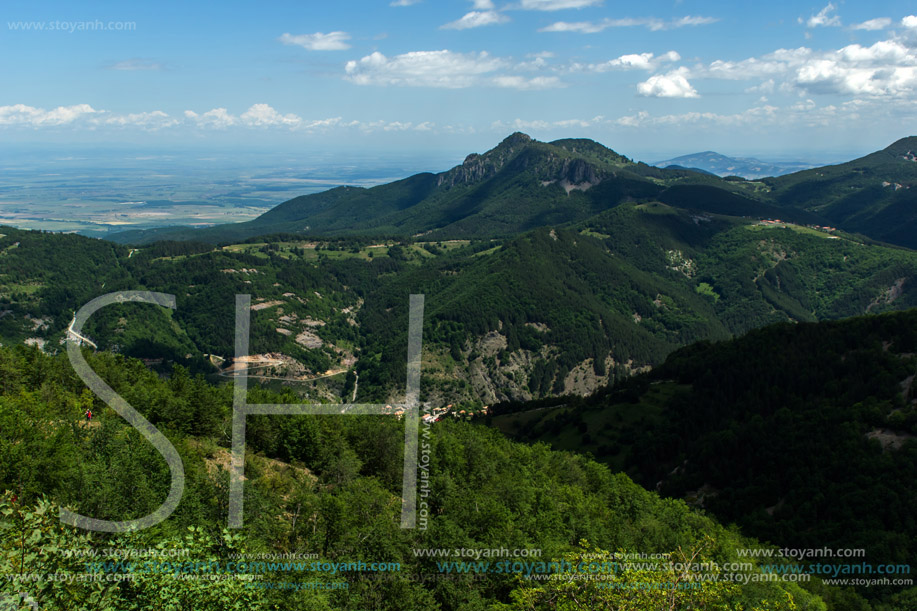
[586,51,681,72]
[472,0,495,8]
[519,0,602,10]
[851,18,892,31]
[0,102,431,134]
[690,37,917,99]
[184,108,237,129]
[183,105,346,130]
[390,0,422,6]
[343,49,560,89]
[345,50,503,88]
[0,103,99,126]
[637,68,699,98]
[615,105,779,128]
[442,11,509,29]
[106,58,164,71]
[696,53,803,80]
[792,42,917,96]
[240,103,302,127]
[102,111,179,129]
[904,16,917,28]
[279,31,351,51]
[612,97,915,132]
[803,3,841,28]
[0,104,185,130]
[539,16,717,33]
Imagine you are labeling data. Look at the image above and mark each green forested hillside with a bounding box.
[4,202,917,407]
[105,134,917,253]
[488,309,917,605]
[764,137,917,248]
[0,344,843,610]
[108,133,790,246]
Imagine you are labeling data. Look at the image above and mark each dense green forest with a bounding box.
[488,309,917,606]
[4,200,917,408]
[0,343,862,610]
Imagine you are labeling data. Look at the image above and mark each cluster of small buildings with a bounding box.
[377,403,490,423]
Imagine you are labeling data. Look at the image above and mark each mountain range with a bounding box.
[653,151,815,179]
[109,132,917,252]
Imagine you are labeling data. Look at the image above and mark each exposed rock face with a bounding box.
[437,132,534,188]
[558,158,599,185]
[435,132,607,193]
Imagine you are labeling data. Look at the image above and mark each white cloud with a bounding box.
[851,18,892,31]
[107,58,164,71]
[0,103,99,126]
[442,11,509,29]
[787,41,917,97]
[344,49,564,89]
[539,15,717,33]
[472,0,495,8]
[0,104,185,130]
[697,55,799,80]
[302,117,344,129]
[183,105,344,130]
[637,68,699,98]
[279,31,351,51]
[519,0,602,10]
[612,97,917,132]
[0,103,436,134]
[804,3,841,28]
[390,0,422,5]
[345,50,503,88]
[615,105,779,128]
[240,103,302,127]
[690,38,917,99]
[903,16,917,28]
[184,108,237,129]
[102,111,179,129]
[586,51,680,72]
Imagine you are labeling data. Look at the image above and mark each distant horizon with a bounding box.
[2,0,915,163]
[0,131,890,170]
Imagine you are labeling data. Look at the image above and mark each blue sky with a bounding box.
[2,0,916,162]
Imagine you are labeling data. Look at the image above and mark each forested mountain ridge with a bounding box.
[108,132,790,245]
[764,136,917,248]
[4,198,917,408]
[107,133,917,250]
[488,308,917,605]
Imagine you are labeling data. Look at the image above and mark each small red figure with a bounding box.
[85,409,92,421]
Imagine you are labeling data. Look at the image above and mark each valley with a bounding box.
[2,132,917,610]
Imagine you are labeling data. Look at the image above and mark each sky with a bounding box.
[2,0,917,163]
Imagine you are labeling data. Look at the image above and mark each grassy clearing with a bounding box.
[745,223,840,239]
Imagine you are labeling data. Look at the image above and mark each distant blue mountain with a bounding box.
[653,151,814,179]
